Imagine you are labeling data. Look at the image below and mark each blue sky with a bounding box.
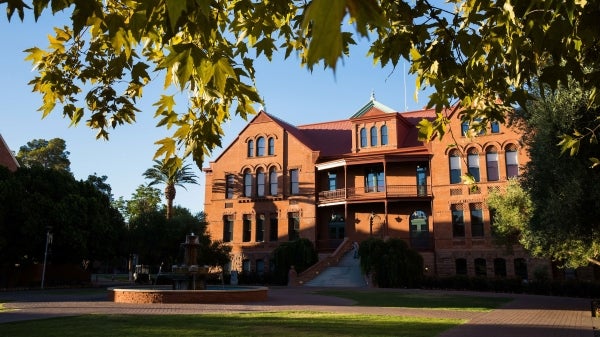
[0,11,431,215]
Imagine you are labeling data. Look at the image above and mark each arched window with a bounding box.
[269,167,278,196]
[461,121,470,136]
[506,144,519,178]
[486,146,499,181]
[243,169,253,197]
[370,126,378,146]
[360,127,367,147]
[225,174,234,199]
[380,125,388,145]
[491,121,500,133]
[409,210,429,249]
[256,137,265,156]
[256,168,265,196]
[247,140,254,157]
[467,148,480,182]
[268,137,275,155]
[449,150,462,184]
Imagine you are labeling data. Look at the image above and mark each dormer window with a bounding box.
[381,125,388,145]
[360,127,367,147]
[370,126,378,146]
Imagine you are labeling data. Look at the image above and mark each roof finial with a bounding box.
[370,90,375,101]
[259,96,266,112]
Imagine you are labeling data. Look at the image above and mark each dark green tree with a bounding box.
[143,160,198,220]
[271,238,318,285]
[115,184,162,223]
[0,166,125,268]
[359,237,423,288]
[516,82,600,268]
[16,138,70,171]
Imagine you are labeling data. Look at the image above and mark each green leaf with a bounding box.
[302,0,346,69]
[166,0,188,33]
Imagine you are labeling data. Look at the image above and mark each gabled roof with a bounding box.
[350,98,396,118]
[0,134,19,172]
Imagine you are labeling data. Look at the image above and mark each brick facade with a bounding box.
[203,99,551,280]
[0,134,19,172]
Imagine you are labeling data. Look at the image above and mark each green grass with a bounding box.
[0,312,464,337]
[316,290,512,312]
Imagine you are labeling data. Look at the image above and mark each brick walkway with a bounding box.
[0,286,597,336]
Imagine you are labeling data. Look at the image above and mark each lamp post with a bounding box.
[41,226,53,289]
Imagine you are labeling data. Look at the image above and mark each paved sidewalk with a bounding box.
[0,286,597,336]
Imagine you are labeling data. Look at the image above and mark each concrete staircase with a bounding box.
[303,248,368,287]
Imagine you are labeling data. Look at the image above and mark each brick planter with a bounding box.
[108,286,268,304]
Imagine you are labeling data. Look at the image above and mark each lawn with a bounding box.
[316,290,512,312]
[0,312,464,337]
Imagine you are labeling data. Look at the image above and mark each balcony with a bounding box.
[318,184,432,204]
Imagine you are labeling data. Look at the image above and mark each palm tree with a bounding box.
[143,160,198,220]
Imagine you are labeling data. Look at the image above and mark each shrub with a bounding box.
[359,238,423,288]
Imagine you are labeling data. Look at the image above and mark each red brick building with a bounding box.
[0,134,19,172]
[203,98,549,280]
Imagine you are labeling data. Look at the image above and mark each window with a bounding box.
[470,203,484,237]
[416,166,427,196]
[256,168,265,197]
[474,258,487,276]
[269,167,278,196]
[268,137,275,155]
[328,172,337,191]
[256,214,265,242]
[256,259,265,275]
[243,214,252,242]
[290,169,299,195]
[514,258,528,280]
[506,145,519,178]
[223,215,233,242]
[410,210,429,249]
[370,126,378,146]
[452,204,465,237]
[288,212,300,241]
[256,137,265,156]
[242,259,251,273]
[247,140,254,157]
[225,174,234,199]
[486,147,499,181]
[381,125,388,145]
[365,165,384,192]
[269,213,279,241]
[467,149,480,182]
[449,151,462,184]
[461,121,469,136]
[494,258,507,277]
[360,127,367,147]
[455,258,467,275]
[243,169,253,197]
[491,121,500,133]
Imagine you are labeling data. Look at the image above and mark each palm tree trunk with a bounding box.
[165,184,176,220]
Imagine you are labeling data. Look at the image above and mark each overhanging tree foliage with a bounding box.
[2,0,598,171]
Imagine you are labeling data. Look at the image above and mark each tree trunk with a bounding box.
[165,184,176,220]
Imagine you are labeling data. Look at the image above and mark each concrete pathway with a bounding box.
[304,249,367,287]
[0,286,597,336]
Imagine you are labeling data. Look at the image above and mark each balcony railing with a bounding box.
[318,184,432,204]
